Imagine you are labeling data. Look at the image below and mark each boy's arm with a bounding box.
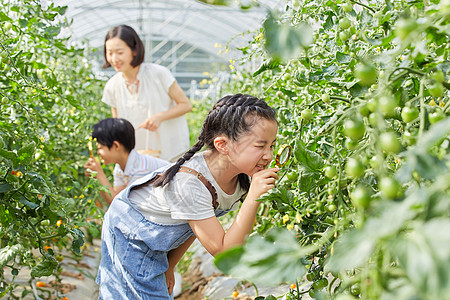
[165,236,196,294]
[84,157,124,205]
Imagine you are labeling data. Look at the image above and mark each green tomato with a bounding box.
[324,166,337,178]
[379,177,401,199]
[350,283,361,296]
[3,21,12,31]
[368,112,379,127]
[345,138,358,150]
[327,203,337,212]
[428,82,444,98]
[429,110,445,124]
[369,154,384,169]
[286,171,299,181]
[313,278,328,290]
[343,119,365,140]
[403,130,417,146]
[34,150,43,160]
[40,219,50,226]
[342,2,353,12]
[1,52,7,64]
[401,106,419,123]
[367,98,378,112]
[322,94,330,103]
[351,185,371,209]
[359,103,370,117]
[339,31,350,41]
[345,157,365,179]
[354,63,378,86]
[306,272,315,281]
[378,95,398,117]
[379,132,402,154]
[339,18,351,30]
[301,108,313,122]
[431,70,445,83]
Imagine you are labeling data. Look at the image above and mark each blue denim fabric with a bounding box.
[96,170,232,300]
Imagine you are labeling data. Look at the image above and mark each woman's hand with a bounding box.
[247,167,279,201]
[138,115,163,131]
[165,267,175,295]
[84,157,102,177]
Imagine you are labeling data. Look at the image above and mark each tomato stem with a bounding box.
[349,0,376,13]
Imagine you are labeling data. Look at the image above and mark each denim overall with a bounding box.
[96,169,231,300]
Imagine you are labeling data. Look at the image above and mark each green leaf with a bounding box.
[31,61,48,70]
[19,196,39,209]
[253,57,281,77]
[392,219,450,298]
[0,11,12,22]
[0,148,17,160]
[0,244,22,268]
[30,258,57,277]
[18,141,35,162]
[215,229,307,286]
[0,183,11,193]
[326,228,376,273]
[336,52,352,64]
[263,12,313,61]
[70,228,85,254]
[294,141,324,171]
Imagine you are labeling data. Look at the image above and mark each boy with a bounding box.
[84,118,168,205]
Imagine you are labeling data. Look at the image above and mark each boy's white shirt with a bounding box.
[129,152,246,225]
[113,149,169,187]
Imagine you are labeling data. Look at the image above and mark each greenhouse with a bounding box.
[58,0,281,97]
[1,0,450,299]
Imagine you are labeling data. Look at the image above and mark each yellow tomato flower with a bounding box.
[283,214,290,224]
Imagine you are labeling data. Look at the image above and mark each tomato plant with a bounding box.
[0,1,108,298]
[214,1,450,299]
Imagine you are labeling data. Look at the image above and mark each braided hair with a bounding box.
[152,94,277,192]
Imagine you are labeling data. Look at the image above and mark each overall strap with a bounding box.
[178,166,219,209]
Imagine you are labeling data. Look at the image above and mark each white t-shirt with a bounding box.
[102,63,190,161]
[129,152,247,225]
[113,149,169,187]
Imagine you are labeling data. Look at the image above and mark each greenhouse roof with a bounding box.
[57,0,283,59]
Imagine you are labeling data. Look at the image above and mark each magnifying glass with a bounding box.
[275,144,292,168]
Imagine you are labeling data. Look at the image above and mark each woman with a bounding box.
[102,25,192,162]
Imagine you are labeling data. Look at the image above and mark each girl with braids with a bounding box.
[96,94,279,299]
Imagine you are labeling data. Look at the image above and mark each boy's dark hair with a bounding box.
[103,25,145,69]
[153,94,277,191]
[92,118,135,153]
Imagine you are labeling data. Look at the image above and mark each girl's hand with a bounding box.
[138,115,162,131]
[165,267,175,295]
[247,167,279,200]
[84,157,101,177]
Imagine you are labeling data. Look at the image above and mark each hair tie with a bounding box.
[178,157,186,164]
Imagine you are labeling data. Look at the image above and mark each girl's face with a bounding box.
[105,37,136,73]
[227,118,278,177]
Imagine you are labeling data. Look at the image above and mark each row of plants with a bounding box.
[0,0,109,298]
[215,0,450,299]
